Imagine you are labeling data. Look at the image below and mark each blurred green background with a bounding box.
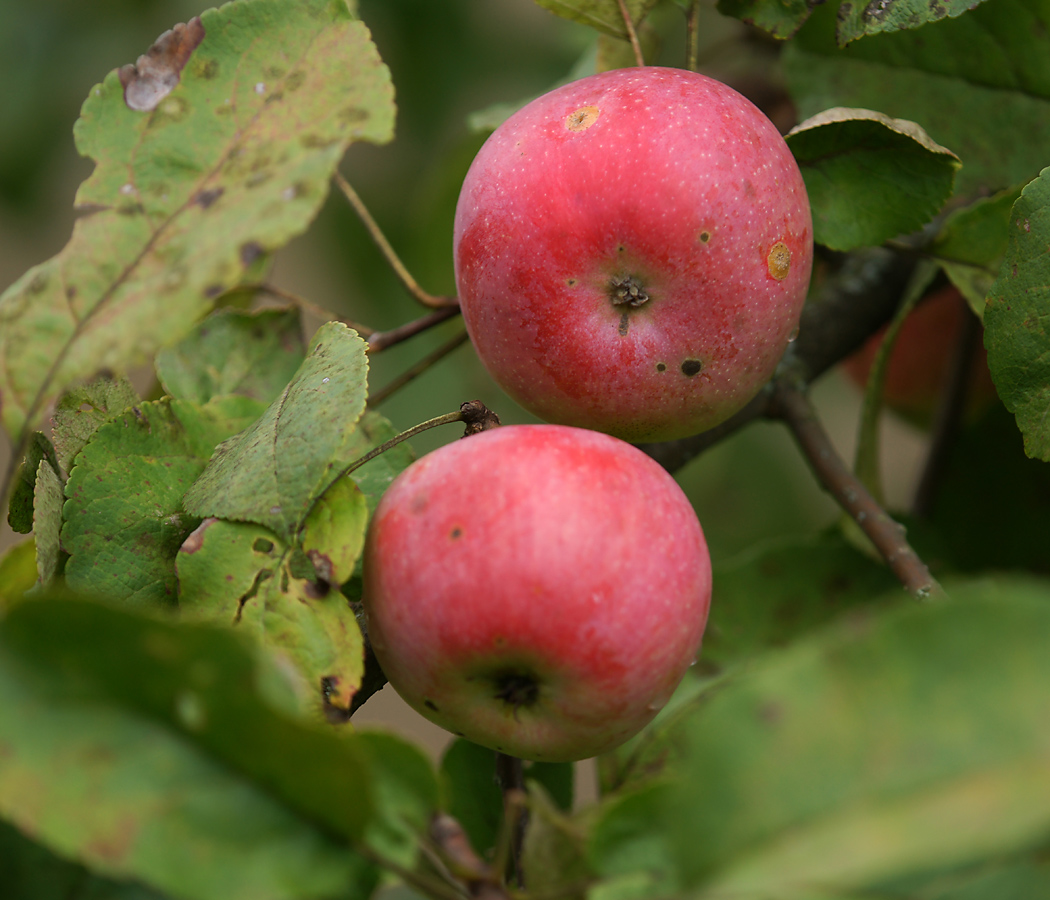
[0,0,930,568]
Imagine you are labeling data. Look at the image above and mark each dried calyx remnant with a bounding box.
[494,671,540,709]
[610,275,649,308]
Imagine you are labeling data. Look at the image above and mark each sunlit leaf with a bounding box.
[0,0,394,440]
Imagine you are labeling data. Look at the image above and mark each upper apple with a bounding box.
[454,66,813,442]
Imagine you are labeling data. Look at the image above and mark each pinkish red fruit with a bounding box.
[454,67,813,443]
[362,424,711,762]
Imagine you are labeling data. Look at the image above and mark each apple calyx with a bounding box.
[493,670,541,711]
[610,275,650,309]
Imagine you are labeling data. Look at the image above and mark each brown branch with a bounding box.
[769,380,943,600]
[367,330,470,409]
[333,172,457,310]
[912,303,983,519]
[615,0,646,67]
[367,305,462,353]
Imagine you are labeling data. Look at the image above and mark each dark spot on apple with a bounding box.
[494,671,539,709]
[618,313,629,336]
[424,699,439,712]
[450,527,462,539]
[767,242,791,280]
[699,230,712,243]
[681,359,702,377]
[656,362,667,372]
[566,278,577,286]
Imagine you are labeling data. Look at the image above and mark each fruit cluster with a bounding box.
[363,67,813,760]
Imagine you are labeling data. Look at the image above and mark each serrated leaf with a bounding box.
[702,531,900,671]
[0,0,394,441]
[785,108,959,250]
[52,376,140,473]
[155,306,305,405]
[183,322,369,541]
[6,432,59,534]
[63,396,266,607]
[0,595,384,899]
[176,515,365,713]
[33,459,64,586]
[933,185,1025,316]
[984,167,1050,460]
[660,579,1050,896]
[716,0,815,40]
[836,0,992,45]
[784,0,1050,199]
[531,0,660,39]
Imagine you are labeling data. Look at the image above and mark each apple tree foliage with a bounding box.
[0,0,1049,897]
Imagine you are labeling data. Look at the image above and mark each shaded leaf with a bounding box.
[52,376,139,473]
[522,783,593,899]
[34,458,65,585]
[933,185,1025,316]
[6,432,58,534]
[0,596,383,899]
[984,167,1050,460]
[784,0,1050,198]
[660,579,1050,896]
[176,516,364,713]
[155,306,305,406]
[0,0,394,440]
[301,476,368,586]
[183,323,369,542]
[63,396,265,607]
[531,0,660,39]
[702,530,901,671]
[716,0,816,40]
[0,540,36,611]
[785,108,959,250]
[837,0,992,46]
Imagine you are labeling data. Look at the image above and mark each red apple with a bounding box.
[362,424,711,762]
[842,285,998,426]
[454,67,812,443]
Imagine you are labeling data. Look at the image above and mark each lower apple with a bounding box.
[362,424,711,762]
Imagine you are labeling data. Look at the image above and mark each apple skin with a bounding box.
[842,285,998,427]
[362,424,711,762]
[454,67,812,443]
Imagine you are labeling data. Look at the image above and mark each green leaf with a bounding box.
[784,0,1050,198]
[34,458,65,586]
[702,531,901,671]
[785,108,959,250]
[300,475,368,586]
[6,431,59,534]
[531,0,660,39]
[183,322,369,542]
[522,782,593,898]
[63,396,265,607]
[0,595,383,899]
[0,0,394,440]
[594,25,661,71]
[155,306,306,406]
[716,0,815,40]
[660,579,1050,896]
[984,167,1050,460]
[340,410,416,513]
[176,516,365,713]
[52,376,140,473]
[933,185,1025,316]
[836,0,993,45]
[0,817,169,900]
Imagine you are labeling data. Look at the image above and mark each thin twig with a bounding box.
[912,304,983,519]
[685,0,701,72]
[494,754,527,888]
[368,306,462,353]
[367,330,470,409]
[615,0,646,67]
[770,380,943,600]
[333,172,457,310]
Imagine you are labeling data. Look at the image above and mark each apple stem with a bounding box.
[333,171,459,310]
[367,330,470,408]
[685,1,701,72]
[770,380,944,601]
[495,752,528,887]
[614,0,646,67]
[912,302,984,519]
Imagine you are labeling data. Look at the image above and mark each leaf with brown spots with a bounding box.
[0,0,394,446]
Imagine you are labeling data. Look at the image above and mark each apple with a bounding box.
[842,284,998,426]
[454,66,812,443]
[361,424,711,762]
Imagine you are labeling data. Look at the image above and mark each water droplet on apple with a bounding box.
[787,327,799,343]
